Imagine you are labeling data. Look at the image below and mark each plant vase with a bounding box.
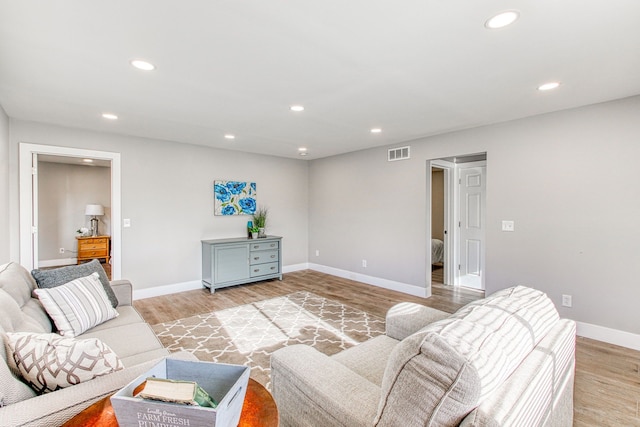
[251,232,259,239]
[258,227,266,238]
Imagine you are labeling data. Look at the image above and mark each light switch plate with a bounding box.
[501,220,515,232]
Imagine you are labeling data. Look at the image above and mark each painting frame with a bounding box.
[214,180,257,216]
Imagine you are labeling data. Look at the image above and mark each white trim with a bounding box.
[308,263,430,298]
[283,263,309,273]
[576,321,640,351]
[133,280,203,300]
[37,258,77,267]
[19,143,122,279]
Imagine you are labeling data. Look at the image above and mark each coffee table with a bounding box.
[62,378,278,426]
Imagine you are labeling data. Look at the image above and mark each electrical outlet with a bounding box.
[315,250,320,257]
[362,259,367,268]
[562,294,572,308]
[59,248,65,254]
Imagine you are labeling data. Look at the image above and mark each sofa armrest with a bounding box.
[271,345,380,426]
[385,302,449,340]
[109,280,133,306]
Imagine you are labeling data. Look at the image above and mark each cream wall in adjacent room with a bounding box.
[37,162,111,263]
[0,106,9,263]
[7,120,309,290]
[309,95,640,336]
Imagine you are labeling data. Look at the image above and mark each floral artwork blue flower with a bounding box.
[214,180,257,215]
[221,205,237,215]
[214,183,230,202]
[238,197,256,214]
[226,181,246,195]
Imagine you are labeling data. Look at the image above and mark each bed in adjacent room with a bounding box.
[431,238,444,264]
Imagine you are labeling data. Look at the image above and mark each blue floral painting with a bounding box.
[214,180,257,215]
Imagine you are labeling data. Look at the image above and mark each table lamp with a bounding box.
[85,204,104,237]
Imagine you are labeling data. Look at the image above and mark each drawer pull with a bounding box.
[270,255,276,258]
[254,269,260,273]
[270,267,276,270]
[254,257,260,260]
[253,245,259,249]
[270,244,275,247]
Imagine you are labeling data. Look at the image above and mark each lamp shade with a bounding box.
[85,204,105,216]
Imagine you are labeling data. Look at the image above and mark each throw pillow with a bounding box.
[5,332,123,394]
[31,259,118,308]
[34,273,119,338]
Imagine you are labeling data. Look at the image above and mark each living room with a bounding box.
[1,1,640,426]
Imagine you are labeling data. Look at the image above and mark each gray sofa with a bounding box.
[272,285,576,426]
[0,262,196,427]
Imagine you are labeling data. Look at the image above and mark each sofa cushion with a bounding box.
[34,273,119,338]
[31,259,118,308]
[5,332,123,394]
[375,286,559,426]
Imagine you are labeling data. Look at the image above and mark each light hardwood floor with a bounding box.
[134,270,640,426]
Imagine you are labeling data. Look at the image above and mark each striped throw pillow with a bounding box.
[34,272,119,337]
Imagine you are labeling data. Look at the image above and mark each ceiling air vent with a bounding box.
[388,146,410,162]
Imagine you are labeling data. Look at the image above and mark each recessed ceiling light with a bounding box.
[130,59,155,71]
[102,113,118,120]
[290,105,305,112]
[370,128,382,134]
[538,82,561,91]
[82,158,94,163]
[485,10,520,29]
[298,147,307,152]
[299,152,308,156]
[224,134,236,140]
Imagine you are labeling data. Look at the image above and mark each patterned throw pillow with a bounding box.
[31,259,118,308]
[34,272,119,338]
[5,332,124,394]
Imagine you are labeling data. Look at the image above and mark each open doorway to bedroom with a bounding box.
[428,153,486,290]
[19,143,122,280]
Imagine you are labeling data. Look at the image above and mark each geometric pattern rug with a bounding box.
[151,291,386,389]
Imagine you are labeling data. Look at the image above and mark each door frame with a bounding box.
[429,160,455,286]
[19,143,122,279]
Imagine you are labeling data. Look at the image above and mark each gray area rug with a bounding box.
[151,291,385,388]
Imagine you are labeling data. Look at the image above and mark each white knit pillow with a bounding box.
[34,272,118,337]
[5,332,123,393]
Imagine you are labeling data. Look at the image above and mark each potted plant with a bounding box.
[249,226,260,239]
[252,207,268,238]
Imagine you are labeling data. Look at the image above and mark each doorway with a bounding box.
[19,143,122,279]
[428,153,487,290]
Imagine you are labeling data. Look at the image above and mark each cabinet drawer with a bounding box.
[79,242,108,250]
[250,262,279,277]
[79,249,108,258]
[250,241,279,252]
[249,250,279,265]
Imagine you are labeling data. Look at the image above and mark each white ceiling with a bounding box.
[1,1,639,160]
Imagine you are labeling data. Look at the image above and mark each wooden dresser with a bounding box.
[76,235,110,264]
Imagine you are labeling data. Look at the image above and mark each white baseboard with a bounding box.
[37,258,77,268]
[283,263,309,273]
[308,263,430,298]
[576,321,640,351]
[133,280,203,300]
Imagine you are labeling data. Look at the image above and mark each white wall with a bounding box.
[37,162,111,263]
[309,95,640,337]
[0,106,9,263]
[8,121,309,290]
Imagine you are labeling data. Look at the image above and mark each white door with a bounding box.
[457,163,486,290]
